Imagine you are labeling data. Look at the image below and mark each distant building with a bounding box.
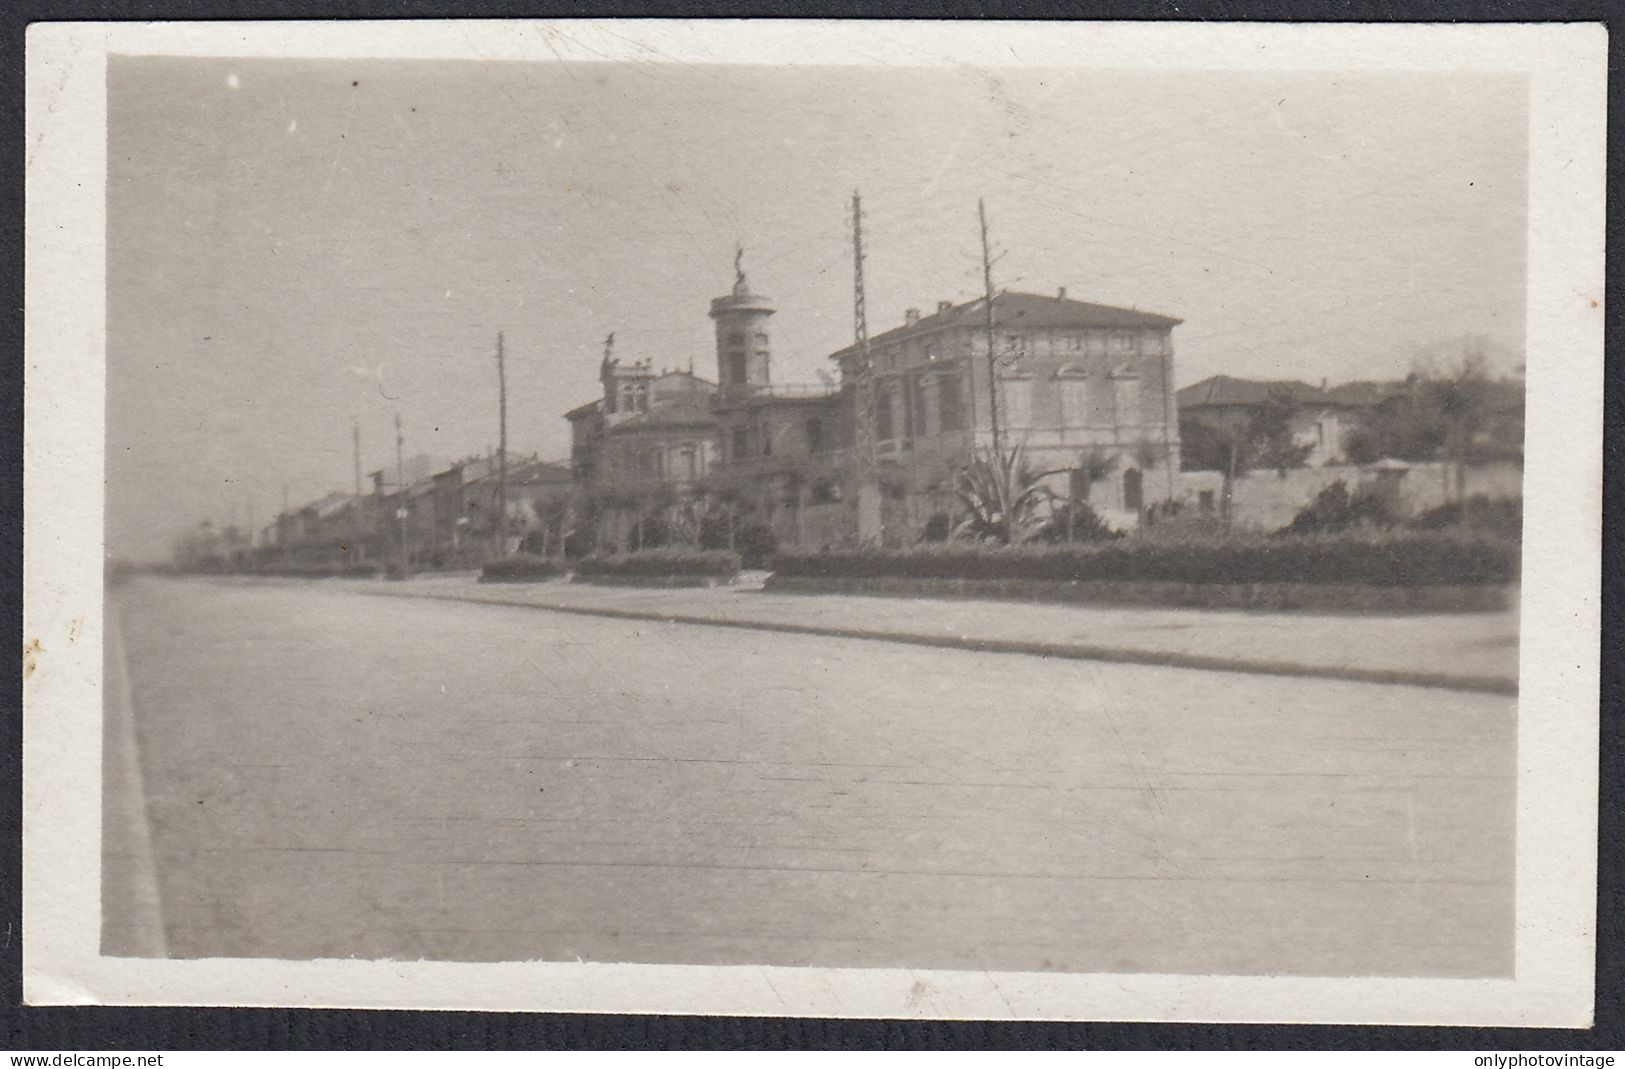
[1177,373,1525,471]
[250,452,572,570]
[1177,375,1376,468]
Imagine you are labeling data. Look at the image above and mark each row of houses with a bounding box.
[177,452,572,572]
[178,250,1524,570]
[560,256,1523,550]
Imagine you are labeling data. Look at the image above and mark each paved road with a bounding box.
[105,576,1515,977]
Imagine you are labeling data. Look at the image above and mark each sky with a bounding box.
[106,56,1527,561]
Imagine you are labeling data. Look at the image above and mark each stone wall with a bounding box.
[1177,461,1524,532]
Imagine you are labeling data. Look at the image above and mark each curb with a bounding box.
[363,587,1518,696]
[101,599,170,958]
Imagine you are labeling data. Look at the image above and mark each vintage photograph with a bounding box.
[22,20,1603,1023]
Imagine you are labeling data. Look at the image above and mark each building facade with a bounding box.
[821,288,1184,539]
[565,344,723,548]
[563,258,1185,549]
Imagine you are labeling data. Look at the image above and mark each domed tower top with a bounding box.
[709,246,775,392]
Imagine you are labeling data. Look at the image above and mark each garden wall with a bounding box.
[1179,461,1523,532]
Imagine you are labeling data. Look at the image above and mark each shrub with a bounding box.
[575,549,742,580]
[1132,511,1228,543]
[770,532,1517,587]
[736,521,779,569]
[1030,501,1120,544]
[562,527,598,559]
[1278,480,1397,536]
[697,517,778,568]
[919,512,953,543]
[626,515,672,552]
[1409,496,1522,537]
[479,554,566,583]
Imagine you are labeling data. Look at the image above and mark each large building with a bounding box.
[561,255,1185,548]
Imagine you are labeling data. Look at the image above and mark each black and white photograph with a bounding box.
[21,20,1603,1024]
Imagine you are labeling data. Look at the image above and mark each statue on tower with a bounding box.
[734,245,746,290]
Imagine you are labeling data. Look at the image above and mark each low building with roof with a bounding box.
[1177,374,1395,468]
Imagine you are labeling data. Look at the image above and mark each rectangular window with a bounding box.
[938,374,965,431]
[731,427,749,459]
[1060,378,1089,426]
[1113,376,1142,426]
[876,388,895,441]
[806,418,825,453]
[1001,377,1032,429]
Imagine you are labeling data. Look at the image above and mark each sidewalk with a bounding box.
[361,572,1520,694]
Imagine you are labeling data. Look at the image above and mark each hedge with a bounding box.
[479,554,567,583]
[248,561,382,579]
[574,549,742,580]
[769,532,1518,588]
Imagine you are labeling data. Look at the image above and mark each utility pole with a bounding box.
[850,190,882,545]
[395,412,408,570]
[495,331,509,558]
[1162,347,1177,504]
[978,198,1003,463]
[352,418,362,499]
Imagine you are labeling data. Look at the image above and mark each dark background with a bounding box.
[3,0,1618,1051]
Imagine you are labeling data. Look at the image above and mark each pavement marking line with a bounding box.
[358,586,1518,697]
[101,596,170,958]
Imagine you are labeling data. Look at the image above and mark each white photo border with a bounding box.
[21,18,1605,1025]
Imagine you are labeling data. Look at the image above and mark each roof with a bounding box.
[509,458,573,485]
[304,491,357,518]
[564,397,603,421]
[655,369,716,389]
[1177,376,1328,409]
[831,290,1182,361]
[611,396,718,432]
[1179,375,1513,412]
[1323,380,1398,407]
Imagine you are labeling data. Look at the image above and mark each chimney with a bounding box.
[905,307,921,327]
[937,300,953,314]
[1057,286,1068,301]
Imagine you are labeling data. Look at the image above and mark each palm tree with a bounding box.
[951,443,1064,545]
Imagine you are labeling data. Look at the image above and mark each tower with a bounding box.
[598,332,654,425]
[708,246,775,395]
